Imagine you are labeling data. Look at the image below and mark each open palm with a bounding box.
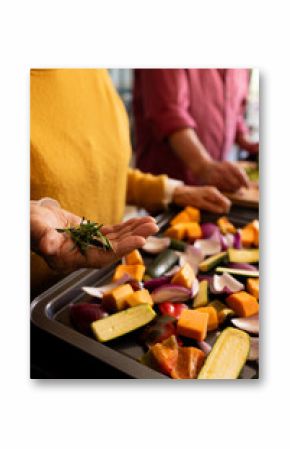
[31,199,158,272]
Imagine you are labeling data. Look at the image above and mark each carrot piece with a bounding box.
[171,347,206,379]
[226,291,259,317]
[113,264,145,282]
[164,224,186,240]
[171,262,196,289]
[184,222,202,242]
[102,284,134,312]
[246,278,259,299]
[170,210,191,226]
[217,216,236,234]
[124,249,144,265]
[177,309,208,341]
[196,306,219,331]
[125,289,153,307]
[184,206,201,222]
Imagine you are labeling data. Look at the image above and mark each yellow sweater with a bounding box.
[30,69,167,295]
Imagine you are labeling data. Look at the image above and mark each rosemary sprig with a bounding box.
[56,218,112,255]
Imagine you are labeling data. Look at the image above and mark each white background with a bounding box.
[0,1,289,448]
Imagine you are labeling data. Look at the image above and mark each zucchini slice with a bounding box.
[215,267,259,277]
[228,248,259,264]
[198,327,250,379]
[199,251,227,272]
[193,280,209,308]
[146,249,179,278]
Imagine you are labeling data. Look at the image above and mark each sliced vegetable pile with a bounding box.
[70,206,259,379]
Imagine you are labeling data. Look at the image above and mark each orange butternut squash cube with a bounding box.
[184,222,202,242]
[226,291,259,317]
[217,216,236,235]
[164,224,186,240]
[196,306,219,331]
[171,347,205,379]
[247,278,259,299]
[124,249,144,265]
[125,289,153,307]
[102,284,134,312]
[184,206,200,223]
[241,226,255,247]
[170,210,191,226]
[171,262,195,289]
[177,309,208,341]
[113,264,145,282]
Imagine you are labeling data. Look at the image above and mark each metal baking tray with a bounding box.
[31,208,259,379]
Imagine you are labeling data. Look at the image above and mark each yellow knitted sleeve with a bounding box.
[126,168,168,213]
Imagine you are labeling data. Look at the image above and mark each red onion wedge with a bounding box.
[143,275,173,291]
[220,233,234,251]
[179,245,204,274]
[201,223,219,239]
[142,236,170,254]
[247,337,259,361]
[151,284,192,304]
[231,314,259,335]
[82,273,132,298]
[196,340,212,355]
[194,237,221,257]
[210,272,244,294]
[191,278,200,297]
[233,230,242,249]
[227,262,258,271]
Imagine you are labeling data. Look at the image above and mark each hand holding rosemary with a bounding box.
[56,218,113,254]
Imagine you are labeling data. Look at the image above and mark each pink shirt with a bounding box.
[133,69,250,185]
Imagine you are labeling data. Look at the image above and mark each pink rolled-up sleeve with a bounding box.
[235,70,250,138]
[139,69,196,141]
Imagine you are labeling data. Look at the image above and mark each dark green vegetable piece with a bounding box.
[146,249,179,278]
[56,217,112,254]
[169,238,187,252]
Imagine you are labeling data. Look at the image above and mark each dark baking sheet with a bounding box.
[31,208,259,379]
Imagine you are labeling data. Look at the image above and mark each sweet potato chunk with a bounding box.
[184,222,202,242]
[170,210,191,226]
[196,306,219,331]
[171,262,195,289]
[113,264,145,282]
[246,278,259,299]
[184,206,200,223]
[164,224,186,240]
[217,216,236,234]
[226,291,259,318]
[124,249,144,265]
[171,347,205,379]
[102,284,134,312]
[177,309,208,341]
[125,289,153,307]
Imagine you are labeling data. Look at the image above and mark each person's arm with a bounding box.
[126,168,231,214]
[31,198,158,272]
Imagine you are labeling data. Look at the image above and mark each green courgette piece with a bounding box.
[146,249,179,278]
[228,248,259,264]
[209,300,235,323]
[199,251,227,272]
[91,304,156,343]
[198,327,250,379]
[215,266,259,277]
[193,280,209,308]
[169,238,187,252]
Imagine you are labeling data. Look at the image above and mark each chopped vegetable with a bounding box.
[210,272,244,294]
[171,262,196,289]
[125,289,153,307]
[231,314,259,334]
[215,267,259,277]
[151,284,192,304]
[193,279,209,308]
[241,226,255,247]
[233,230,242,249]
[169,238,187,251]
[226,291,259,317]
[177,309,208,341]
[82,273,132,297]
[164,223,187,240]
[248,337,259,361]
[149,335,179,376]
[246,278,259,299]
[102,284,134,312]
[185,223,203,242]
[70,303,108,334]
[140,316,177,347]
[228,248,259,264]
[227,262,258,271]
[201,222,219,239]
[184,206,201,222]
[198,327,250,379]
[179,246,204,274]
[146,249,179,278]
[158,302,188,319]
[217,217,236,235]
[199,251,227,272]
[142,236,171,254]
[124,249,144,265]
[209,300,235,324]
[196,306,219,331]
[194,236,221,257]
[143,275,173,291]
[170,210,192,226]
[171,347,206,379]
[113,264,145,282]
[91,303,156,342]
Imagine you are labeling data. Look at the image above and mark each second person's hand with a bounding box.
[172,185,231,214]
[199,160,250,192]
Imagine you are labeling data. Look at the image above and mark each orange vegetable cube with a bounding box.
[226,291,259,318]
[171,262,195,289]
[102,284,134,312]
[171,347,206,379]
[150,336,179,376]
[125,289,153,307]
[177,309,208,341]
[164,224,186,240]
[113,264,145,282]
[184,222,202,242]
[247,278,259,299]
[170,210,191,226]
[217,216,236,234]
[184,206,200,222]
[196,306,219,331]
[241,226,255,247]
[124,249,144,265]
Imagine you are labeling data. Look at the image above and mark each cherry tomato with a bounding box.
[158,302,188,319]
